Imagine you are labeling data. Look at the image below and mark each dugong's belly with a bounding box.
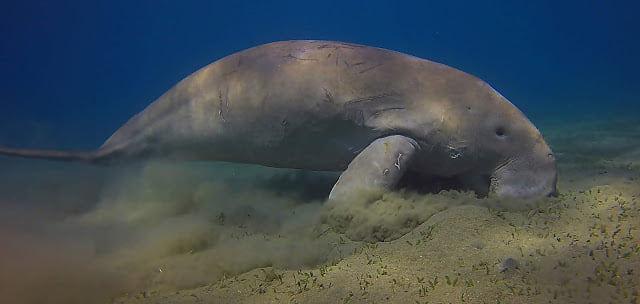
[207,117,382,171]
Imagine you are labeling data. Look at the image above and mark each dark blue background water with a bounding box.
[1,0,638,150]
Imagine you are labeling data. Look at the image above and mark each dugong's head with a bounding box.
[473,96,558,198]
[392,66,557,198]
[459,81,557,198]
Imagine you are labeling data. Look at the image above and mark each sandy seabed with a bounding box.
[0,118,638,304]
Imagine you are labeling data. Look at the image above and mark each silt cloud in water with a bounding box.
[0,160,344,303]
[0,158,534,304]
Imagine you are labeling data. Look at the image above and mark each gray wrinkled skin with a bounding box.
[0,40,557,199]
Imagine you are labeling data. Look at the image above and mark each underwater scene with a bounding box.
[0,1,638,304]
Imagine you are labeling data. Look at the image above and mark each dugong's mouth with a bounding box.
[490,174,557,198]
[489,154,558,198]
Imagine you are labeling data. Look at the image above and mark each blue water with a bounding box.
[1,2,639,303]
[0,0,638,150]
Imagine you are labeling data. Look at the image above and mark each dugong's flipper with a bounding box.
[328,135,418,202]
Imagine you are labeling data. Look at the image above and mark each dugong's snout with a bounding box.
[489,140,558,198]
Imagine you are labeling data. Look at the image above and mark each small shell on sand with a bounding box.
[499,257,519,272]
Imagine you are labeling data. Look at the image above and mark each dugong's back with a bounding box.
[94,41,443,168]
[0,41,475,167]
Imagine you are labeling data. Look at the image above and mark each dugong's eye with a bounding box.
[495,127,507,137]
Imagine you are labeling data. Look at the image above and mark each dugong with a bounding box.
[0,40,557,199]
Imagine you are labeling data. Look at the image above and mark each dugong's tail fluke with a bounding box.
[0,146,97,162]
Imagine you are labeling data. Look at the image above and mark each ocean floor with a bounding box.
[0,117,638,304]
